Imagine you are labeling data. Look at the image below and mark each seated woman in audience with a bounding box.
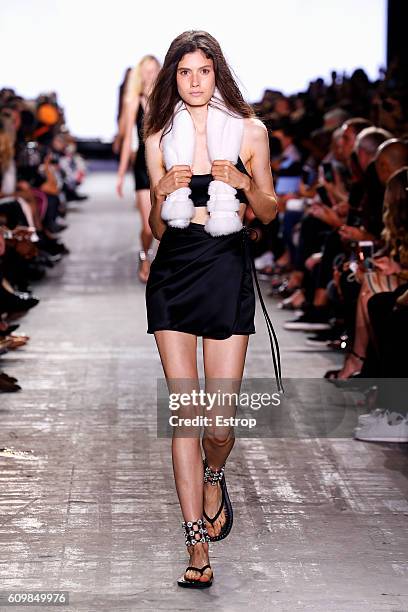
[331,165,408,378]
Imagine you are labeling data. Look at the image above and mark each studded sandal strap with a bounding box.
[203,458,225,485]
[182,518,211,546]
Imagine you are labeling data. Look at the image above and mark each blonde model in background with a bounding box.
[116,56,161,283]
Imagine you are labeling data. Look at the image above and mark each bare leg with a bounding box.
[153,330,212,583]
[136,189,154,282]
[202,334,249,538]
[338,274,400,379]
[313,287,329,307]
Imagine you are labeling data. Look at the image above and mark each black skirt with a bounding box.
[145,222,284,391]
[145,222,255,339]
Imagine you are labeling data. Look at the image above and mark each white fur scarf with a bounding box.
[160,88,244,236]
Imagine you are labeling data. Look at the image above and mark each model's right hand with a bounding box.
[155,165,192,197]
[116,174,125,198]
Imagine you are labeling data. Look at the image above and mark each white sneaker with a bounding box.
[354,410,408,442]
[254,250,274,271]
[357,408,384,425]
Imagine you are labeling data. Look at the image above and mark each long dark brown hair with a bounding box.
[144,30,255,141]
[383,166,408,268]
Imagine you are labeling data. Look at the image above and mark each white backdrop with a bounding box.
[0,0,386,141]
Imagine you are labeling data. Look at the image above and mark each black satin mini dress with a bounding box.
[145,157,283,390]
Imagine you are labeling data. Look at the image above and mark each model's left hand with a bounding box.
[211,160,250,190]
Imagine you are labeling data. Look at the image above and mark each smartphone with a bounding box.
[322,162,334,183]
[316,185,332,207]
[358,240,374,271]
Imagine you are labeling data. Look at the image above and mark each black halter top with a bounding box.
[190,157,251,206]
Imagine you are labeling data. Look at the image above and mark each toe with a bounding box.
[200,569,212,582]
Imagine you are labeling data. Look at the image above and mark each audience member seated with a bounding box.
[0,88,87,392]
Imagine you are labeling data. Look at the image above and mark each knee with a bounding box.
[204,429,235,448]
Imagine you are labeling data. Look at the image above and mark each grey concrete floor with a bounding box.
[0,170,407,612]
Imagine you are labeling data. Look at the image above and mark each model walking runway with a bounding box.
[1,166,407,611]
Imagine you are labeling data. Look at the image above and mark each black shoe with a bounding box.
[37,252,62,267]
[65,188,88,202]
[305,327,347,348]
[0,286,39,313]
[46,221,68,233]
[38,236,70,256]
[284,307,332,331]
[0,324,20,337]
[0,371,18,383]
[177,518,213,588]
[202,458,233,542]
[0,373,21,392]
[27,263,47,281]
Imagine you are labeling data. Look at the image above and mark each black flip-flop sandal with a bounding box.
[202,458,233,542]
[177,518,213,588]
[177,563,213,588]
[324,369,341,379]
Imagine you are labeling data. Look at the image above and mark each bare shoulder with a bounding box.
[145,128,165,163]
[145,128,166,177]
[243,117,268,142]
[145,128,164,150]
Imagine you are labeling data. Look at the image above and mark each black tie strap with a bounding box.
[242,225,284,394]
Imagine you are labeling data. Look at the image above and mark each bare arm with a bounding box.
[117,103,127,142]
[242,119,278,224]
[116,96,139,196]
[112,104,129,154]
[145,132,168,240]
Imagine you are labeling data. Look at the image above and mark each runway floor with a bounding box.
[0,169,407,612]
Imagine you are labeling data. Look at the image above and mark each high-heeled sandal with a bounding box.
[177,518,213,588]
[325,350,365,380]
[202,457,233,542]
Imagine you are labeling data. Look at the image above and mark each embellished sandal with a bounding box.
[202,457,233,542]
[177,518,213,588]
